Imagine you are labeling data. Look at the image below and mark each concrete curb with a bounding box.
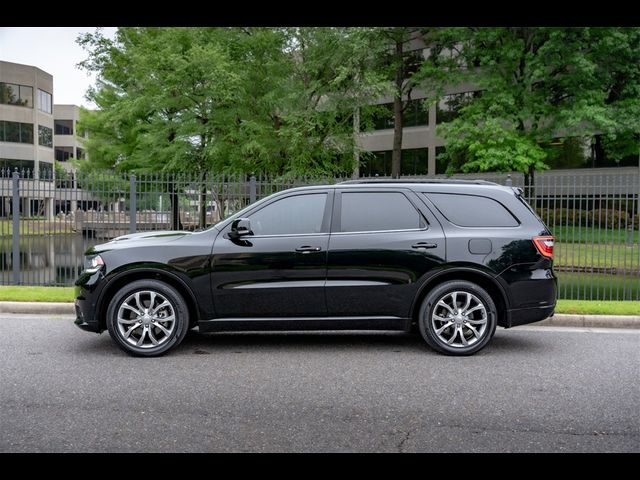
[537,314,640,329]
[0,301,639,329]
[0,302,75,315]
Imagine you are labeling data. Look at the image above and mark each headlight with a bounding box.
[85,255,105,273]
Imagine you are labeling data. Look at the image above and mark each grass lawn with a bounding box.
[0,286,75,303]
[557,272,639,301]
[555,242,639,269]
[0,286,638,316]
[556,299,640,316]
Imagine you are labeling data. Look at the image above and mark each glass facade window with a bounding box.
[400,148,428,175]
[365,99,428,131]
[21,123,33,144]
[38,89,52,114]
[361,148,428,177]
[362,150,392,176]
[38,125,53,147]
[436,91,477,124]
[404,100,429,128]
[55,148,73,162]
[54,120,74,135]
[76,147,85,160]
[0,158,35,172]
[0,121,34,144]
[4,121,20,143]
[0,82,33,108]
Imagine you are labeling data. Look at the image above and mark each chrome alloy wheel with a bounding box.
[431,291,488,348]
[116,291,176,349]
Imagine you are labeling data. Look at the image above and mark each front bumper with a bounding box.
[74,270,107,333]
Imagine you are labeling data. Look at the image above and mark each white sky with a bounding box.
[0,27,118,109]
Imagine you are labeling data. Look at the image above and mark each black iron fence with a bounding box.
[1,166,638,301]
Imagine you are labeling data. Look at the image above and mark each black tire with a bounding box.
[106,279,190,357]
[418,280,497,356]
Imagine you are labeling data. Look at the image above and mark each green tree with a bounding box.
[76,28,389,226]
[418,27,640,182]
[78,28,241,227]
[77,27,387,177]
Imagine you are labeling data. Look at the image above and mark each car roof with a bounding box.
[339,178,499,186]
[279,179,514,195]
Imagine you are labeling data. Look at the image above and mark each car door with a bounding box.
[326,188,446,320]
[211,189,333,318]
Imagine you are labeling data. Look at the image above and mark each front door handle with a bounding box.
[412,242,438,249]
[295,245,322,253]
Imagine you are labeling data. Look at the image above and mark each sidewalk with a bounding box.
[0,301,638,329]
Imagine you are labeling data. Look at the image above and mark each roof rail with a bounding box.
[338,178,500,186]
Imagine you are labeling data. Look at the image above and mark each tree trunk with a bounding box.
[199,171,207,229]
[391,39,404,179]
[352,106,360,178]
[169,176,182,231]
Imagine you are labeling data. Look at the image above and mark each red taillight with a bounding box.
[533,236,554,259]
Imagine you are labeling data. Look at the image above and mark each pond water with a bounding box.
[0,234,99,286]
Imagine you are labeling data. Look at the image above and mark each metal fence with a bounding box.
[1,166,638,301]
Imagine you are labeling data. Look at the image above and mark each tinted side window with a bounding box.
[426,193,519,227]
[249,193,327,236]
[340,192,423,232]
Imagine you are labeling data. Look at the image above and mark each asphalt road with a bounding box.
[0,314,638,453]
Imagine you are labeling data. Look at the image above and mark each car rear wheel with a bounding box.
[418,280,497,355]
[106,279,189,357]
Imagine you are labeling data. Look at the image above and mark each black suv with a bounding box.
[75,180,556,357]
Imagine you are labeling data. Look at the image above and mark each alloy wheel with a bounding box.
[431,290,488,348]
[116,290,176,349]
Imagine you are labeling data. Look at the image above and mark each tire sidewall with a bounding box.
[106,279,189,357]
[419,280,497,356]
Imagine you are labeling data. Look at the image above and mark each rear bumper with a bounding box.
[498,266,557,328]
[506,304,555,328]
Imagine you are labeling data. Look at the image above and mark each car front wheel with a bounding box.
[418,280,497,356]
[106,279,189,357]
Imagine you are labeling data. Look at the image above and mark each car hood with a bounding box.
[87,230,192,254]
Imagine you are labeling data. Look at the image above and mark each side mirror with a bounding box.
[229,218,253,239]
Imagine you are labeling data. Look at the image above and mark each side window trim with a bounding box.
[245,190,334,237]
[332,188,428,234]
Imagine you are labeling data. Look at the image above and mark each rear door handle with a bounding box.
[412,242,438,249]
[295,245,322,253]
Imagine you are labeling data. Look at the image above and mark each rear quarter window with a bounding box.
[426,193,519,227]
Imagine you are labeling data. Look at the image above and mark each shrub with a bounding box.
[535,207,637,229]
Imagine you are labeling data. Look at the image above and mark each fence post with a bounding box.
[249,175,257,204]
[12,170,20,285]
[130,174,137,234]
[505,174,512,187]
